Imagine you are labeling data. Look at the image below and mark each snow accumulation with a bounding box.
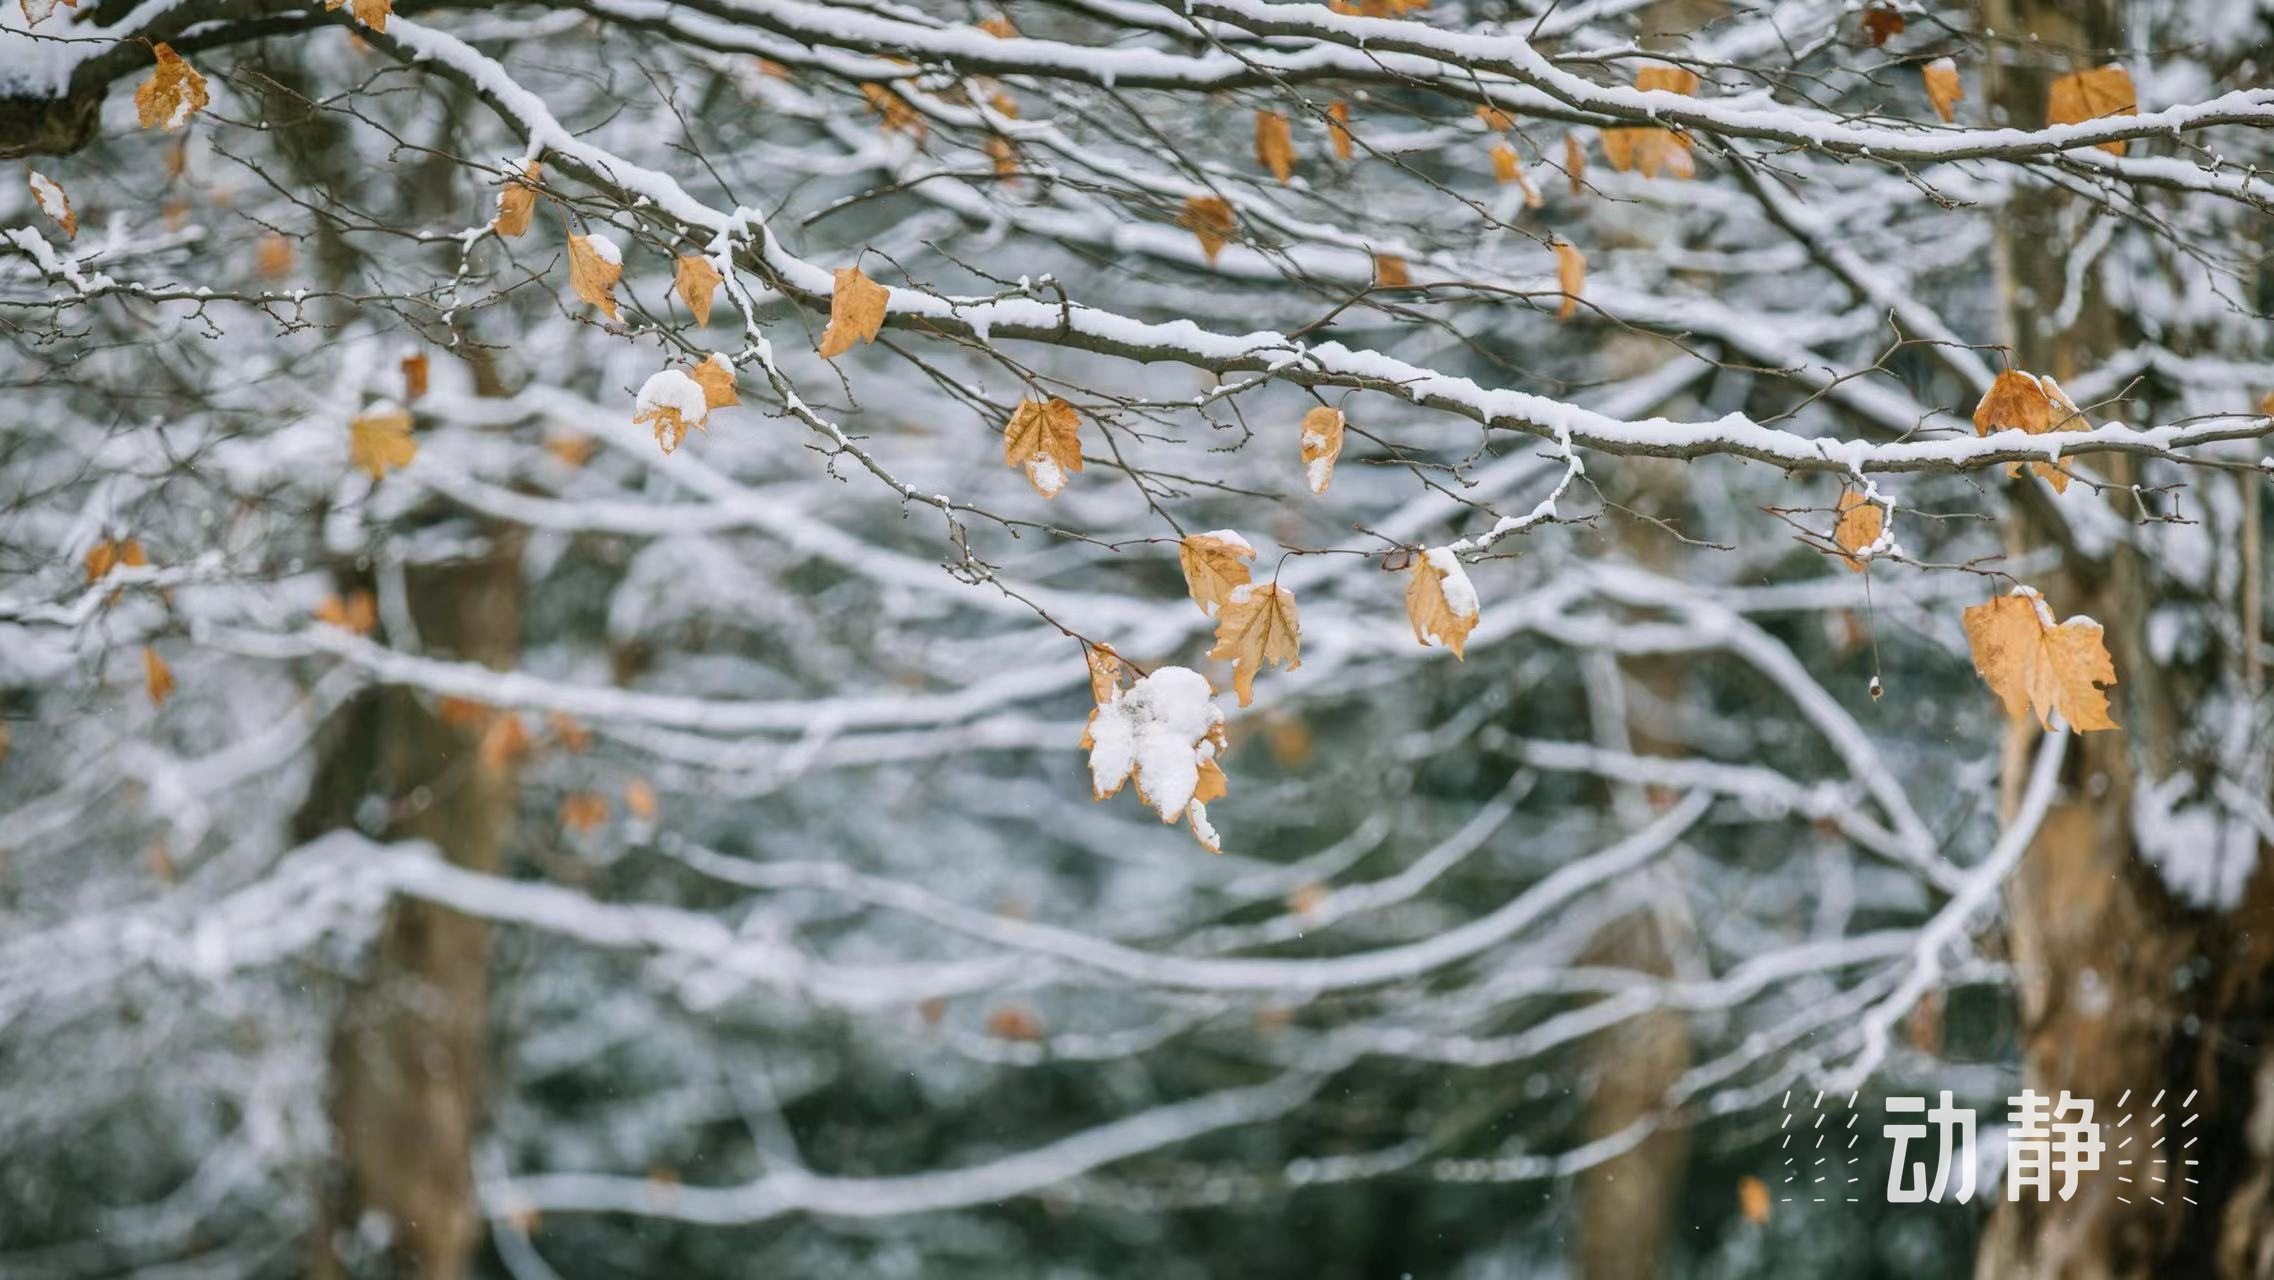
[580,232,622,266]
[1026,453,1065,499]
[1423,547,1478,619]
[635,368,708,424]
[1196,528,1253,555]
[1086,665,1224,826]
[27,171,67,224]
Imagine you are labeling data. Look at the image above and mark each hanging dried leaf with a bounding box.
[1083,664,1230,850]
[1210,582,1301,707]
[818,265,889,358]
[1084,641,1126,704]
[1962,586,2119,731]
[315,589,378,634]
[559,792,609,834]
[135,44,209,132]
[349,404,417,481]
[401,351,429,401]
[477,713,531,775]
[635,368,710,455]
[1179,195,1236,265]
[1300,405,1345,495]
[1739,1176,1771,1225]
[625,777,659,821]
[1972,368,2088,492]
[1003,396,1083,498]
[255,232,293,279]
[2048,64,2135,156]
[1564,134,1586,195]
[986,1005,1043,1041]
[675,254,723,325]
[1373,253,1410,287]
[18,0,73,28]
[544,431,598,467]
[493,161,540,237]
[85,536,148,583]
[547,710,592,754]
[1476,104,1515,133]
[1923,58,1963,123]
[1860,4,1904,46]
[2260,389,2274,418]
[986,135,1018,177]
[1833,491,1884,572]
[1600,66,1697,180]
[1255,110,1296,184]
[976,12,1017,37]
[1404,548,1480,658]
[860,83,926,139]
[1490,141,1520,185]
[567,233,622,319]
[1553,240,1584,321]
[143,645,174,707]
[1178,531,1256,617]
[27,171,74,238]
[690,353,738,409]
[1327,101,1354,160]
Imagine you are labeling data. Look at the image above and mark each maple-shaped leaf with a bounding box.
[1833,491,1884,571]
[143,645,174,707]
[1178,530,1255,617]
[1373,253,1410,287]
[494,161,540,237]
[2048,64,2135,156]
[1405,547,1479,658]
[690,352,738,409]
[349,403,416,481]
[559,792,609,834]
[1860,3,1903,46]
[634,368,710,454]
[675,254,723,325]
[1923,58,1963,123]
[1210,582,1300,707]
[28,171,74,239]
[1300,405,1344,495]
[85,536,148,583]
[401,350,429,401]
[315,589,378,634]
[818,265,888,358]
[1601,66,1697,180]
[1084,640,1126,704]
[1972,367,2088,492]
[1554,240,1584,321]
[1083,665,1230,851]
[1327,102,1354,160]
[567,233,622,319]
[1255,110,1295,184]
[625,777,659,821]
[135,44,209,132]
[1962,586,2119,731]
[1003,396,1083,497]
[1179,195,1235,265]
[1564,133,1586,195]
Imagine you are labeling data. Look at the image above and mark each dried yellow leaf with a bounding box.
[675,254,723,325]
[86,536,148,583]
[349,405,417,481]
[1923,58,1963,123]
[1601,67,1697,180]
[135,44,209,132]
[976,12,1016,37]
[255,232,293,280]
[2048,64,2135,155]
[1327,102,1354,161]
[1179,195,1235,265]
[1972,368,2088,492]
[1490,141,1520,185]
[143,645,174,707]
[1178,532,1256,617]
[1833,491,1883,572]
[559,792,609,834]
[1404,548,1479,658]
[625,777,659,821]
[1553,240,1584,321]
[1003,396,1083,498]
[1962,587,2119,731]
[1084,641,1126,704]
[477,712,530,775]
[493,161,540,237]
[1564,134,1586,195]
[690,353,738,409]
[1739,1176,1771,1225]
[567,233,622,320]
[1210,583,1300,707]
[401,351,429,401]
[1300,405,1345,495]
[1373,253,1410,287]
[315,589,378,634]
[27,171,74,238]
[1860,4,1903,46]
[818,265,888,358]
[1255,110,1296,183]
[861,83,926,139]
[1476,104,1515,133]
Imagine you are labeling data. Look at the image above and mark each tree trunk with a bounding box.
[1976,2,2274,1274]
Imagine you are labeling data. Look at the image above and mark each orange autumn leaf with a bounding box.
[544,431,598,467]
[255,232,293,279]
[1003,396,1083,498]
[976,12,1016,37]
[690,353,738,410]
[986,1005,1043,1042]
[1972,368,2088,492]
[85,536,148,583]
[1490,141,1520,185]
[436,695,492,729]
[1179,194,1235,265]
[27,171,74,238]
[2048,64,2136,156]
[1210,582,1301,707]
[675,254,723,325]
[1564,133,1587,195]
[1860,3,1903,46]
[1923,58,1963,123]
[1601,66,1697,180]
[567,233,622,320]
[1833,491,1884,571]
[1327,101,1354,160]
[135,44,209,132]
[1962,587,2119,731]
[559,792,609,833]
[547,710,591,753]
[818,265,888,358]
[143,645,174,707]
[985,135,1018,177]
[325,0,392,32]
[1739,1175,1771,1225]
[1553,240,1584,321]
[315,589,378,634]
[401,350,429,401]
[349,404,417,481]
[625,777,659,821]
[1404,548,1479,658]
[1476,104,1515,133]
[478,713,532,775]
[1083,641,1126,704]
[493,161,540,237]
[1372,253,1410,287]
[860,83,926,139]
[1178,531,1256,617]
[1300,405,1345,495]
[1255,110,1296,183]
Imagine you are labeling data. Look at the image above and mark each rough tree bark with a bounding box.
[1976,2,2274,1275]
